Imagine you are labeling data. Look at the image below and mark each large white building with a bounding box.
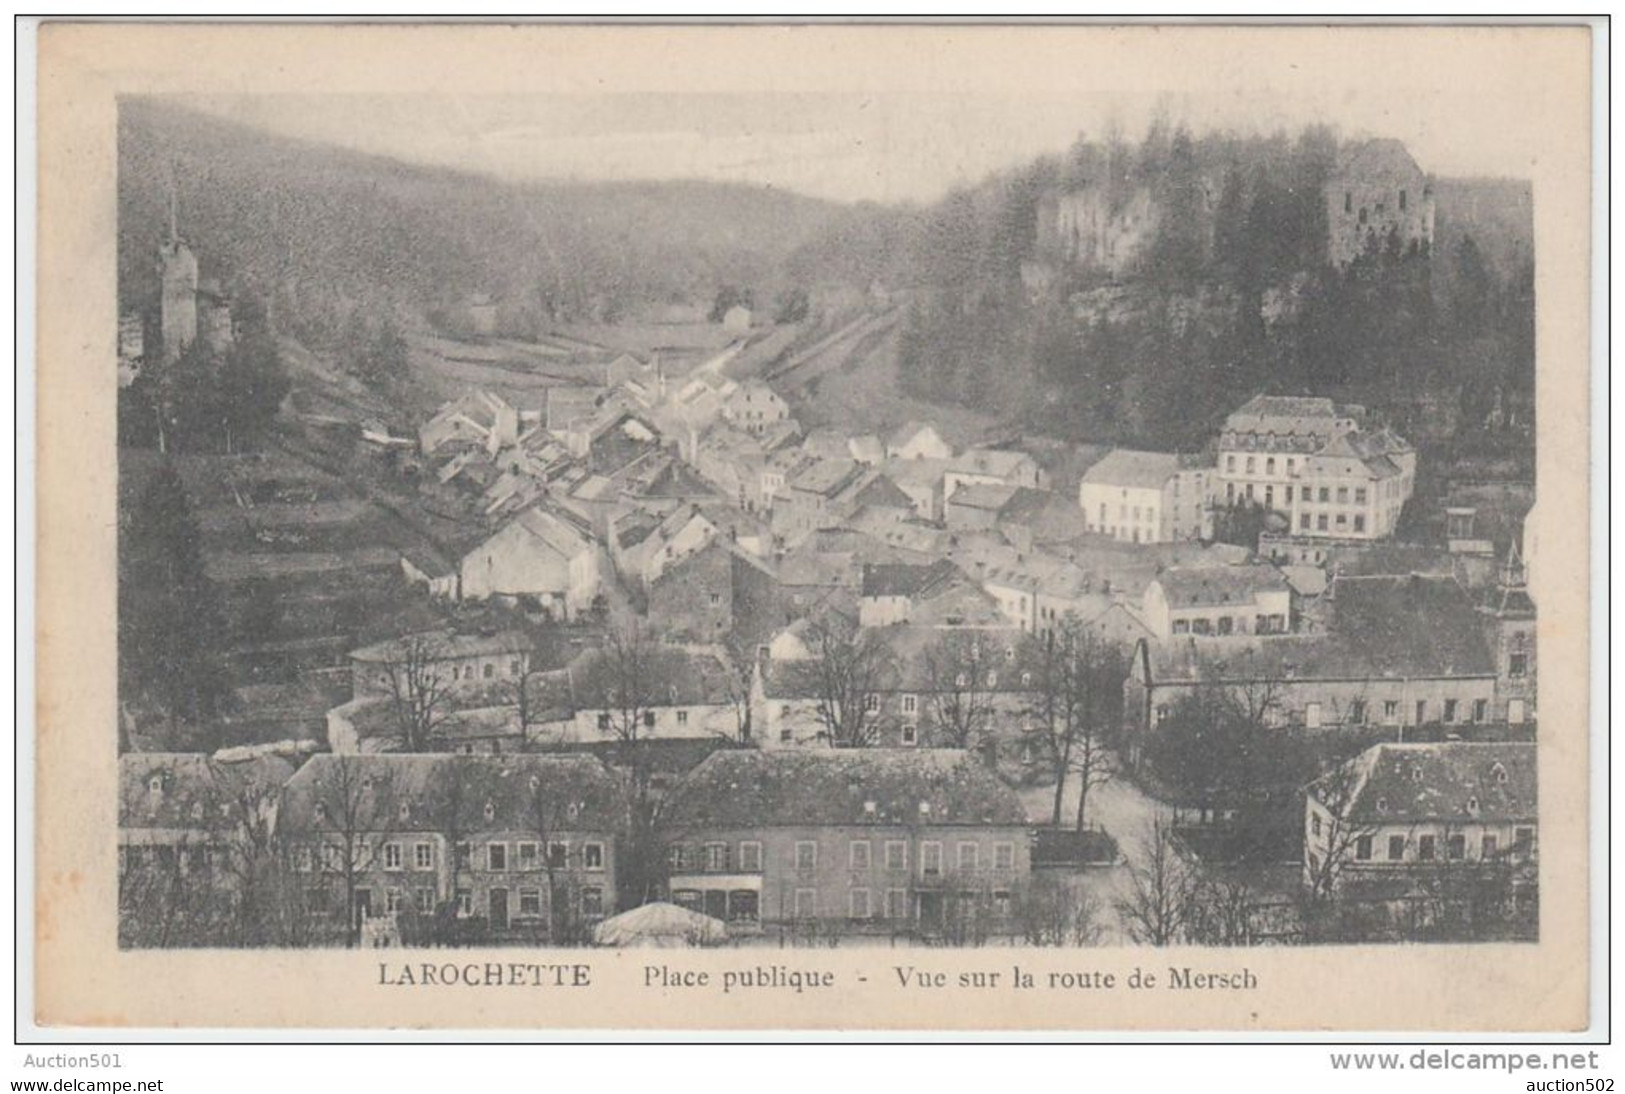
[1079,449,1214,544]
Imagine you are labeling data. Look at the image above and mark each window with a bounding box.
[1226,454,1235,472]
[415,887,435,914]
[1514,827,1535,852]
[487,843,507,872]
[581,886,604,918]
[1319,487,1330,503]
[1246,456,1255,474]
[456,889,473,916]
[1317,514,1329,532]
[583,843,605,871]
[863,694,880,713]
[1447,834,1466,861]
[1443,699,1458,723]
[1173,619,1190,634]
[1399,188,1408,211]
[849,889,871,920]
[780,727,792,743]
[1350,700,1366,724]
[1358,207,1368,225]
[1417,835,1436,861]
[708,593,722,606]
[1354,487,1367,504]
[1415,700,1427,724]
[1345,191,1353,212]
[293,845,314,873]
[643,710,656,728]
[1472,698,1488,723]
[1355,835,1372,861]
[1305,702,1322,729]
[517,842,538,870]
[1335,513,1347,529]
[958,842,979,871]
[518,888,542,917]
[849,841,871,870]
[1482,834,1498,858]
[1353,515,1365,533]
[510,659,521,676]
[1388,835,1406,861]
[384,888,403,914]
[900,724,918,746]
[993,842,1015,870]
[730,891,760,922]
[1508,699,1526,724]
[483,663,495,679]
[986,671,998,688]
[921,842,943,877]
[596,712,611,731]
[1216,615,1234,636]
[739,841,762,872]
[668,845,686,872]
[1311,813,1322,837]
[548,842,569,869]
[381,842,402,871]
[794,889,817,919]
[884,841,907,871]
[795,841,817,871]
[676,710,689,726]
[1509,653,1529,678]
[1299,513,1310,530]
[704,842,730,872]
[886,888,908,920]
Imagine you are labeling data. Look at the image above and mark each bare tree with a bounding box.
[1187,874,1262,946]
[1014,874,1105,947]
[1023,618,1119,830]
[793,616,897,748]
[1302,761,1381,905]
[922,631,997,749]
[1116,819,1199,946]
[304,756,394,948]
[383,634,456,751]
[574,622,673,907]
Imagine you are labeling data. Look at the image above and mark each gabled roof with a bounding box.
[886,420,944,450]
[789,458,865,498]
[1313,742,1534,825]
[663,749,1028,829]
[946,482,1022,512]
[860,558,964,599]
[278,754,624,835]
[567,644,736,708]
[1335,138,1427,180]
[948,448,1034,477]
[350,628,532,665]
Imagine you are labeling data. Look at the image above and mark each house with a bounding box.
[944,448,1045,497]
[119,751,297,890]
[858,559,999,629]
[886,421,954,462]
[647,538,781,651]
[1216,395,1362,512]
[721,304,753,333]
[1078,449,1215,544]
[545,644,742,745]
[771,459,868,547]
[418,391,521,457]
[948,541,1103,636]
[458,506,602,617]
[1303,742,1534,904]
[276,754,622,943]
[944,483,1053,534]
[347,629,534,704]
[848,434,886,466]
[660,749,1031,934]
[1125,574,1505,741]
[881,457,952,522]
[719,379,791,437]
[1141,564,1292,641]
[1325,138,1435,268]
[1285,429,1416,541]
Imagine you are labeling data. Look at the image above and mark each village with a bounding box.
[116,134,1538,951]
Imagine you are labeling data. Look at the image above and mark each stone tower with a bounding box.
[1324,139,1436,268]
[1480,538,1536,726]
[157,186,198,363]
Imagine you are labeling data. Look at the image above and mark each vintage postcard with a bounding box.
[32,21,1594,1032]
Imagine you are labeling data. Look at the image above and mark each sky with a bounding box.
[178,88,1535,207]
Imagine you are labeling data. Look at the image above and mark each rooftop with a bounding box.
[662,749,1029,829]
[1080,448,1182,490]
[1314,742,1534,825]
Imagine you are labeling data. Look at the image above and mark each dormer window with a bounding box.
[314,803,327,823]
[1412,766,1424,783]
[148,775,163,794]
[918,802,931,816]
[529,775,541,791]
[398,802,411,822]
[1467,796,1480,814]
[483,802,496,823]
[1375,797,1388,814]
[864,801,877,815]
[1493,763,1509,785]
[191,802,205,821]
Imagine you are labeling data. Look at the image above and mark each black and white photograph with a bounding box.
[28,20,1598,1042]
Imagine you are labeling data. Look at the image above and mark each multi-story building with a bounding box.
[660,749,1031,935]
[1078,449,1215,544]
[457,504,603,615]
[1141,564,1292,640]
[1216,395,1416,541]
[347,629,533,703]
[1126,574,1507,744]
[943,448,1045,497]
[1303,741,1535,899]
[276,754,622,944]
[1324,138,1435,268]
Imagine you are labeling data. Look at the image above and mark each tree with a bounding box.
[303,756,394,948]
[1116,819,1199,946]
[790,616,897,748]
[1014,874,1104,947]
[118,462,232,735]
[573,623,675,907]
[354,317,410,387]
[382,634,456,751]
[1022,619,1121,830]
[214,315,290,452]
[921,631,997,749]
[774,286,811,324]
